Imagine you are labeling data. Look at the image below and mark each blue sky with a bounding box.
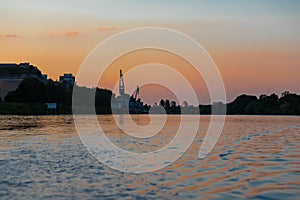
[2,0,300,21]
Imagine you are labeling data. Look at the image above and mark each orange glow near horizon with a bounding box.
[97,49,209,104]
[1,1,300,104]
[1,40,299,103]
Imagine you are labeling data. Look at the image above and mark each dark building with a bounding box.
[59,73,75,87]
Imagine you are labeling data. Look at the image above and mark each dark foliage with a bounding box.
[5,78,47,103]
[224,92,299,115]
[3,78,115,114]
[0,63,42,78]
[1,77,299,115]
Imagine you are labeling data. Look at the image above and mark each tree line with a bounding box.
[200,91,300,115]
[0,77,299,115]
[0,78,113,114]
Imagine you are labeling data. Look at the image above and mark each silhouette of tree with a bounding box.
[160,99,165,107]
[5,78,47,103]
[227,94,258,114]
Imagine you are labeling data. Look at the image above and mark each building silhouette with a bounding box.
[112,69,148,114]
[59,73,75,87]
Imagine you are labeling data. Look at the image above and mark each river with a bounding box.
[0,115,299,199]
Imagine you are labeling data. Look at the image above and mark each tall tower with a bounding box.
[119,69,125,95]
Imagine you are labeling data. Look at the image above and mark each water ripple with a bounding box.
[0,115,299,199]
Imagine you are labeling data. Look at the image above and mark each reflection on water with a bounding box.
[0,115,299,199]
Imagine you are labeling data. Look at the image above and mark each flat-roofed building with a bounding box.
[59,73,75,87]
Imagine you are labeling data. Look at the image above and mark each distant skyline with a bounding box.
[1,0,300,104]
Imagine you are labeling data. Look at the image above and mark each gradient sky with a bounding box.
[1,0,300,104]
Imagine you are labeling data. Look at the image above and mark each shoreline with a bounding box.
[1,113,299,116]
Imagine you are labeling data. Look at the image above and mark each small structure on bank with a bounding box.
[112,69,148,114]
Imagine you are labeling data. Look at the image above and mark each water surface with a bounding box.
[0,115,299,199]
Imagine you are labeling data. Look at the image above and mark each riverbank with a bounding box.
[0,102,299,116]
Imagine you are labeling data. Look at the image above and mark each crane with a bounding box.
[119,69,125,95]
[131,85,140,101]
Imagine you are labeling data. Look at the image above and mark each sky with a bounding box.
[1,0,300,104]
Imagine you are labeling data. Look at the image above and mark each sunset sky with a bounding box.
[1,0,299,104]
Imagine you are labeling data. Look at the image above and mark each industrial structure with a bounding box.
[119,69,125,96]
[129,85,146,114]
[113,69,148,114]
